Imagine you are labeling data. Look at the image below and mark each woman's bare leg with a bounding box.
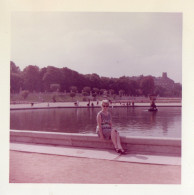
[115,131,124,151]
[111,129,118,149]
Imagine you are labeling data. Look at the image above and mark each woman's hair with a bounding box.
[101,100,109,106]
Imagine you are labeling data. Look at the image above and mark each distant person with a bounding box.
[96,100,126,154]
[151,100,156,109]
[52,96,56,102]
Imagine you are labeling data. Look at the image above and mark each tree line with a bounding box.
[10,61,182,97]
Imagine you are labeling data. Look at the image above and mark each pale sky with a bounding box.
[11,12,182,83]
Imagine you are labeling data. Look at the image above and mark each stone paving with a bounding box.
[10,143,181,165]
[9,143,181,184]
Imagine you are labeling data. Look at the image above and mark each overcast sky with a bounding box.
[11,12,182,83]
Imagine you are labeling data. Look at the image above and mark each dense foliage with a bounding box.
[10,61,182,97]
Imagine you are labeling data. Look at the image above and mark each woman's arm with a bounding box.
[109,112,113,128]
[97,113,104,140]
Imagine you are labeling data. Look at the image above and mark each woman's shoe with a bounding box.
[115,148,120,153]
[120,149,127,154]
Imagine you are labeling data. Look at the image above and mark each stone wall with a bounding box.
[10,130,181,156]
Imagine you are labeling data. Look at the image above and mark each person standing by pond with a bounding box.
[96,100,126,154]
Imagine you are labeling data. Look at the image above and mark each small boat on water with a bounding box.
[148,107,158,112]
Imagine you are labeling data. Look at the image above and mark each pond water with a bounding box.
[10,107,181,138]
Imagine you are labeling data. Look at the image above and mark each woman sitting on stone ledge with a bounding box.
[96,100,126,154]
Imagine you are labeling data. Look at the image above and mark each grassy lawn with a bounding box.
[10,92,181,104]
[10,92,110,103]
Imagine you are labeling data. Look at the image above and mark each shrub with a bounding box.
[82,91,89,96]
[20,90,29,99]
[70,92,76,100]
[50,84,60,92]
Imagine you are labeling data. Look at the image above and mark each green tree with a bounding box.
[109,89,115,96]
[43,66,62,92]
[99,89,106,95]
[82,86,91,94]
[128,80,138,96]
[86,73,101,89]
[10,61,20,74]
[154,86,166,97]
[117,76,130,95]
[70,86,78,93]
[10,61,22,93]
[172,83,182,97]
[92,92,98,100]
[39,67,47,92]
[101,77,109,90]
[82,91,89,97]
[10,73,23,93]
[119,90,125,97]
[92,87,99,95]
[50,84,60,92]
[61,67,86,92]
[140,76,155,96]
[22,65,41,92]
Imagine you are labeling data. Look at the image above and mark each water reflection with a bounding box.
[110,107,181,138]
[10,107,181,138]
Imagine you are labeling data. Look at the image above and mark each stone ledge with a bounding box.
[10,130,181,156]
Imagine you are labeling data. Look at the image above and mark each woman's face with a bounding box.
[102,103,109,110]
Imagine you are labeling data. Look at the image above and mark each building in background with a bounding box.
[154,72,175,90]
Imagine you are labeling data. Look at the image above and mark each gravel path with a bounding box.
[10,151,181,184]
